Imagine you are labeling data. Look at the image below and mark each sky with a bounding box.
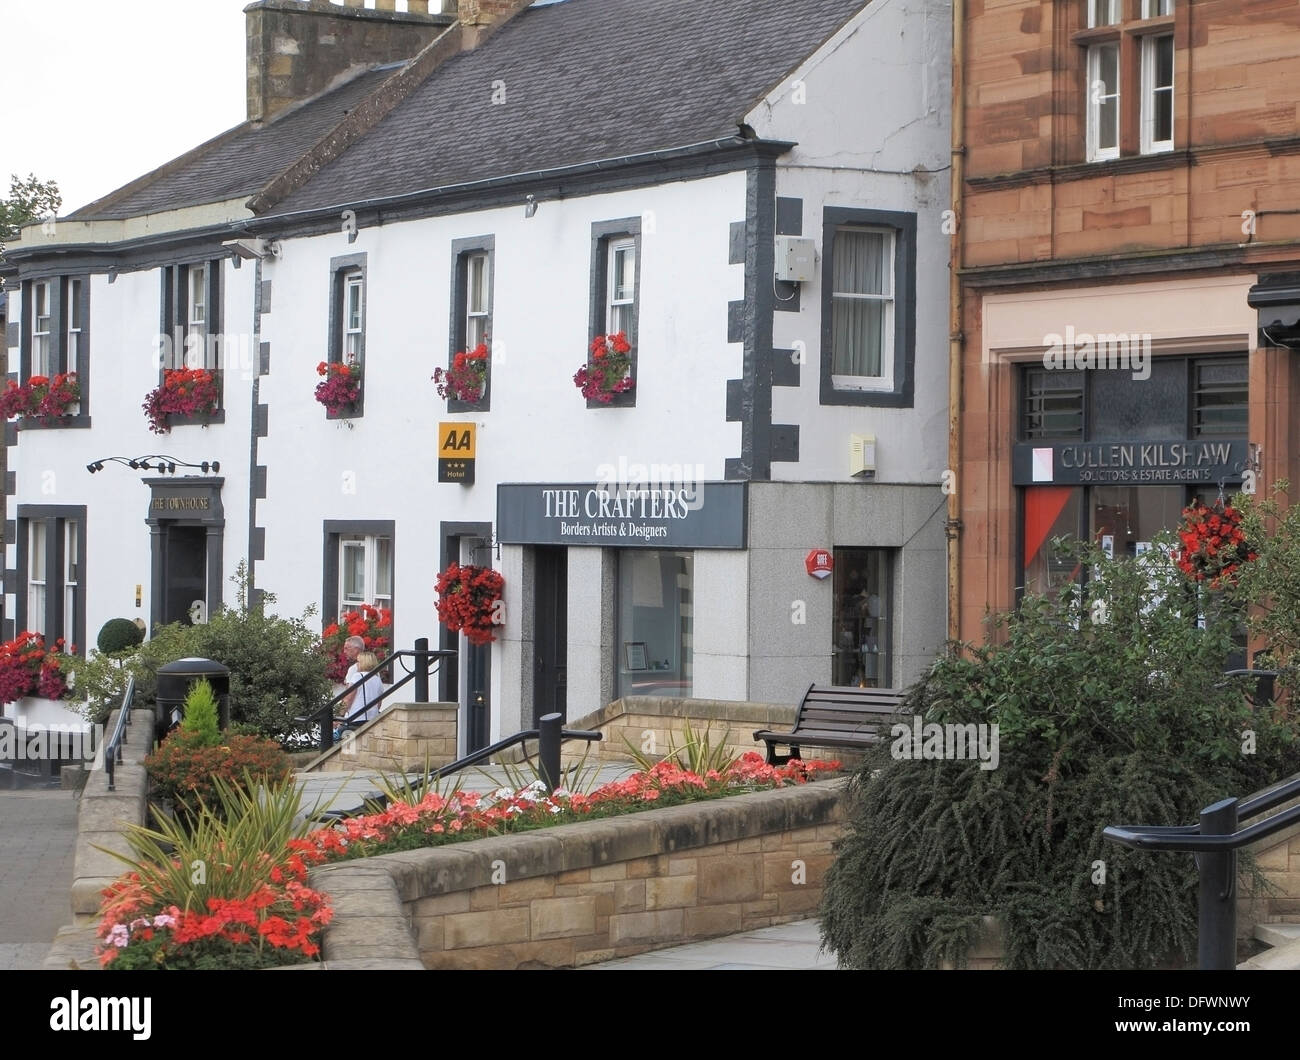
[2,0,258,214]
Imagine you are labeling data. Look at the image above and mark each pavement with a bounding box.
[0,788,79,971]
[585,917,837,969]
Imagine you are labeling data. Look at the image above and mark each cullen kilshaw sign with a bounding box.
[497,482,747,549]
[1013,439,1248,486]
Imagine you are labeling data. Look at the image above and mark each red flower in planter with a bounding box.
[1174,499,1257,590]
[320,606,392,682]
[574,332,634,403]
[143,369,219,435]
[0,631,76,704]
[435,563,504,645]
[433,343,489,403]
[314,360,363,415]
[0,372,80,423]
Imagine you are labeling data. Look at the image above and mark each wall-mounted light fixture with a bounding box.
[524,195,539,219]
[222,237,281,261]
[87,455,220,475]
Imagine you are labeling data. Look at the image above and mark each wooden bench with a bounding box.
[753,683,909,765]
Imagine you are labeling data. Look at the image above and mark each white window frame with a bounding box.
[1087,43,1121,162]
[606,238,636,338]
[338,533,392,614]
[1141,0,1173,18]
[65,277,83,369]
[342,271,364,364]
[31,279,53,378]
[27,522,47,638]
[63,520,79,648]
[1088,0,1119,27]
[830,225,896,393]
[184,263,207,369]
[465,252,490,349]
[1140,33,1175,154]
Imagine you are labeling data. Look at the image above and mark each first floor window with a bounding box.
[163,261,219,370]
[63,521,79,648]
[606,238,636,337]
[1141,33,1174,154]
[465,252,490,349]
[832,548,892,688]
[27,522,48,637]
[342,270,363,363]
[31,279,53,378]
[1141,0,1173,17]
[615,551,692,700]
[339,533,392,614]
[1088,0,1119,27]
[830,227,894,385]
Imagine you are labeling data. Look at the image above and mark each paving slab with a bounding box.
[0,789,79,970]
[585,918,838,970]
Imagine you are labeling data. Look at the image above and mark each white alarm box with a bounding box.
[775,237,817,283]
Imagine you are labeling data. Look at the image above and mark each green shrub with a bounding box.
[96,618,144,655]
[145,729,292,820]
[819,535,1300,970]
[180,678,221,746]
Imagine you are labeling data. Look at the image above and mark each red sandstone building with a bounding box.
[950,0,1300,644]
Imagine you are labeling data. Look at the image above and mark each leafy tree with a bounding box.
[819,535,1300,970]
[0,173,61,242]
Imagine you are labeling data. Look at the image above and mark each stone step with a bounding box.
[1253,921,1300,948]
[1238,935,1300,970]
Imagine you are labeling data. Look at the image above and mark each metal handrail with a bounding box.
[314,712,602,821]
[1103,770,1300,969]
[104,676,137,793]
[298,638,456,751]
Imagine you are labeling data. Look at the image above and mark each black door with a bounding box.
[465,635,490,754]
[163,525,207,625]
[532,547,568,725]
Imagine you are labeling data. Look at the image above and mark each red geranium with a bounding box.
[1174,499,1257,590]
[0,631,77,704]
[574,332,634,403]
[320,605,392,682]
[0,372,80,422]
[314,360,362,415]
[435,563,504,645]
[143,368,219,434]
[433,342,489,403]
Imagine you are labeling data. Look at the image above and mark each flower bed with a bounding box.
[297,753,839,864]
[143,368,219,434]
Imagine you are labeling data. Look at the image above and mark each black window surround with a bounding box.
[15,505,87,655]
[326,253,367,421]
[819,207,917,408]
[322,520,394,626]
[586,217,642,410]
[158,260,226,427]
[446,235,494,413]
[17,275,92,430]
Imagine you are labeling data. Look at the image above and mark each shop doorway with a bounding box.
[532,546,567,725]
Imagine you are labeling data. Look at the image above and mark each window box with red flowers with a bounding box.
[315,359,363,423]
[0,372,81,426]
[434,342,490,411]
[435,563,504,645]
[574,332,635,406]
[0,631,78,725]
[143,368,221,435]
[320,605,393,683]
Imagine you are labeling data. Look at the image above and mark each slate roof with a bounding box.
[70,66,398,221]
[270,0,869,214]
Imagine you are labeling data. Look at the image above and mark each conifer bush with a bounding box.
[819,535,1300,970]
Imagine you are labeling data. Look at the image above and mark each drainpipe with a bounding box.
[946,0,966,645]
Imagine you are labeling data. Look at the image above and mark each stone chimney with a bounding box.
[245,0,455,123]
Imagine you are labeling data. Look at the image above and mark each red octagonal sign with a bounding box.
[805,548,833,580]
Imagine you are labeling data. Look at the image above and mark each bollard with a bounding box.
[539,712,562,793]
[414,637,430,703]
[1197,796,1238,970]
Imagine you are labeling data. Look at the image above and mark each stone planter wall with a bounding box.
[310,776,848,969]
[307,702,459,773]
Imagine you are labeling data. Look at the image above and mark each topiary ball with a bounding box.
[97,617,145,654]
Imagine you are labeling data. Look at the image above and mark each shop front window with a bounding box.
[616,551,692,699]
[1023,487,1084,596]
[832,549,891,687]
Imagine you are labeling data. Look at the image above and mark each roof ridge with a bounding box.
[247,0,536,215]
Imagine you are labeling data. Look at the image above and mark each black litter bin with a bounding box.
[155,657,231,743]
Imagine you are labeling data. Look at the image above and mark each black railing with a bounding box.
[315,712,602,821]
[1103,770,1300,969]
[1222,668,1279,706]
[104,676,137,793]
[301,638,457,752]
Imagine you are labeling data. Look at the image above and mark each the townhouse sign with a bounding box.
[1013,439,1248,486]
[497,482,747,548]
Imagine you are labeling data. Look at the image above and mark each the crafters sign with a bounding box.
[496,482,747,549]
[1013,439,1248,486]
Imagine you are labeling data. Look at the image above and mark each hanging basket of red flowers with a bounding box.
[320,605,393,682]
[574,332,634,404]
[0,372,81,424]
[1174,499,1257,590]
[314,360,363,416]
[435,563,504,645]
[433,343,489,403]
[143,368,220,435]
